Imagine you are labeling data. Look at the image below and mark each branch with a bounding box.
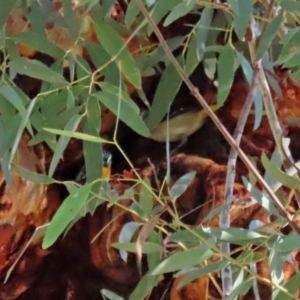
[135,0,300,236]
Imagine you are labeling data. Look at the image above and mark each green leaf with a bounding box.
[151,244,214,274]
[227,277,253,300]
[129,274,159,300]
[118,221,141,262]
[145,62,182,129]
[147,0,181,35]
[143,36,185,71]
[82,98,102,183]
[93,20,141,89]
[139,178,153,218]
[261,152,300,189]
[9,58,67,85]
[217,44,235,105]
[170,171,196,203]
[164,0,197,26]
[278,30,300,64]
[177,260,228,288]
[86,42,120,86]
[0,0,19,29]
[43,128,109,144]
[113,242,163,254]
[196,6,214,58]
[9,97,36,165]
[242,177,280,216]
[125,0,146,28]
[0,85,28,122]
[280,0,300,14]
[48,114,83,177]
[230,0,252,40]
[277,232,300,253]
[94,91,150,137]
[101,289,124,300]
[274,272,300,300]
[256,13,283,61]
[12,163,55,184]
[236,52,263,129]
[42,184,92,249]
[170,227,268,246]
[12,32,65,58]
[62,0,79,38]
[99,82,140,113]
[185,33,200,75]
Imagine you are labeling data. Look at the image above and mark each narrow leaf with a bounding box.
[101,289,124,300]
[9,58,67,85]
[12,32,65,58]
[280,0,300,14]
[151,245,214,274]
[129,274,159,300]
[146,62,182,129]
[9,97,36,165]
[196,6,214,57]
[164,0,197,26]
[118,222,141,262]
[42,184,92,249]
[170,171,196,202]
[139,178,153,218]
[48,114,83,177]
[256,13,283,61]
[12,163,55,184]
[231,0,252,40]
[93,20,141,88]
[95,91,149,137]
[261,152,300,189]
[0,0,18,29]
[217,44,235,105]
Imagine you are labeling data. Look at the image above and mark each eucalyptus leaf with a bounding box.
[48,114,83,177]
[118,222,141,262]
[177,260,228,288]
[12,32,65,58]
[43,128,109,144]
[151,244,214,274]
[230,0,252,40]
[261,152,300,190]
[94,91,149,137]
[280,0,300,14]
[164,0,197,26]
[236,51,263,129]
[101,289,124,300]
[42,184,92,249]
[93,20,141,89]
[139,178,153,218]
[112,242,163,254]
[217,44,235,105]
[145,61,182,129]
[196,6,214,58]
[9,58,67,85]
[256,13,283,61]
[170,171,196,203]
[12,163,55,184]
[0,0,18,29]
[129,274,159,300]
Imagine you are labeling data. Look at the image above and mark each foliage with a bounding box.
[1,0,300,299]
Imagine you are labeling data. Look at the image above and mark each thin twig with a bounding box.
[219,67,260,296]
[249,9,300,208]
[135,0,300,236]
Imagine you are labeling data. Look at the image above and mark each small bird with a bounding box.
[75,150,112,184]
[149,105,220,143]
